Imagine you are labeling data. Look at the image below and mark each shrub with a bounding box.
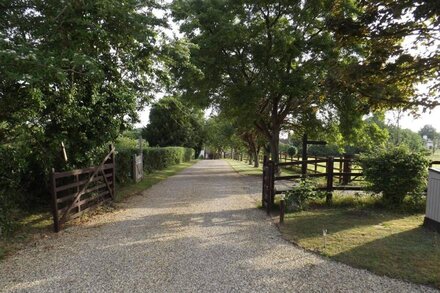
[287,146,298,157]
[308,144,341,157]
[359,146,429,207]
[284,180,325,212]
[0,145,27,237]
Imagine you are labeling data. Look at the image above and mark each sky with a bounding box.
[137,106,440,133]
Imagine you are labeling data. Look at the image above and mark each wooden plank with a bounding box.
[333,172,363,176]
[332,186,364,191]
[278,159,327,167]
[63,198,112,221]
[55,173,112,192]
[56,183,107,204]
[53,163,114,179]
[58,190,110,217]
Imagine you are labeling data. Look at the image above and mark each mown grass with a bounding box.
[279,193,440,288]
[430,149,440,162]
[0,160,197,261]
[226,158,298,176]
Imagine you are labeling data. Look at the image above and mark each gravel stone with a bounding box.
[0,160,437,292]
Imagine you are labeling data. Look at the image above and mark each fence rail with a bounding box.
[259,154,364,214]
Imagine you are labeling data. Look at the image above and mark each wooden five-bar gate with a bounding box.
[50,145,116,232]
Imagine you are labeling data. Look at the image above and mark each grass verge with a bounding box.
[0,160,197,261]
[279,194,440,288]
[226,158,299,176]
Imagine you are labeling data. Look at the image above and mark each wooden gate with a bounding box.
[50,145,116,232]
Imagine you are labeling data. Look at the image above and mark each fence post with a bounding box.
[302,134,308,178]
[280,197,285,224]
[262,155,268,207]
[326,156,334,203]
[110,144,116,200]
[267,160,274,214]
[314,156,318,173]
[342,154,352,185]
[51,168,60,232]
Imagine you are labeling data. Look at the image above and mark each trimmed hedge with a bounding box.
[115,146,195,184]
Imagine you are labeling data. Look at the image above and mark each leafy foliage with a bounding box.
[1,0,165,203]
[143,96,205,156]
[359,147,429,207]
[285,181,325,212]
[287,146,298,158]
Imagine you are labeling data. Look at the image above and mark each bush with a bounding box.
[287,146,298,157]
[0,145,27,237]
[284,180,325,212]
[359,146,429,207]
[308,144,341,157]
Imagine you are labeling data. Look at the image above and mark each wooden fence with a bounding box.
[260,155,363,214]
[51,145,116,232]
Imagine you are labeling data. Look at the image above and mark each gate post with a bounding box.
[50,168,60,232]
[262,155,268,207]
[267,160,275,214]
[302,134,308,178]
[342,154,352,185]
[110,144,116,199]
[326,156,334,203]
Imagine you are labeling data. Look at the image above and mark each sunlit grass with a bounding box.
[279,193,440,288]
[226,158,298,176]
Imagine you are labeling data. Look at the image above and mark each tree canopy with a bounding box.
[171,0,440,165]
[143,96,205,155]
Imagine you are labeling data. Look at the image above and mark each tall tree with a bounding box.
[143,96,205,155]
[172,0,338,167]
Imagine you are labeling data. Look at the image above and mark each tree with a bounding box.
[143,96,205,155]
[1,0,164,200]
[172,0,439,169]
[388,126,425,152]
[172,0,337,168]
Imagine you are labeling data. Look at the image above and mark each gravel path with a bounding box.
[0,160,437,292]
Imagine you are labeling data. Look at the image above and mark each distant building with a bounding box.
[423,135,434,150]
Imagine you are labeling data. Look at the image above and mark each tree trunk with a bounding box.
[270,128,280,175]
[248,150,253,165]
[253,148,259,168]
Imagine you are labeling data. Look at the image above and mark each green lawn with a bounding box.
[226,158,299,176]
[0,160,197,260]
[430,150,440,162]
[279,195,440,289]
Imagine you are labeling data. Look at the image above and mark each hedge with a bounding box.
[115,146,195,184]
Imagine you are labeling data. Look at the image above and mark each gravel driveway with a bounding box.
[0,160,437,292]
